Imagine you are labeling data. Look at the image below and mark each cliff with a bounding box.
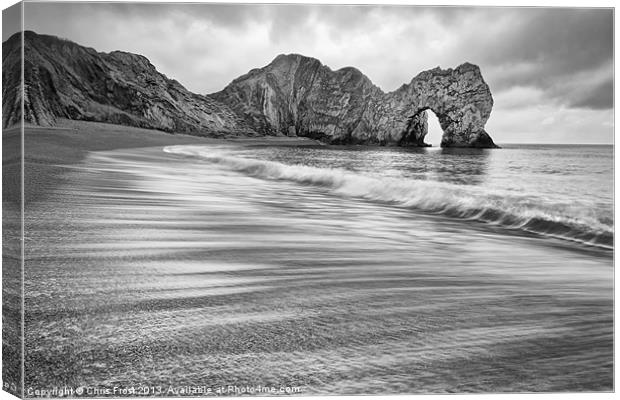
[2,31,254,136]
[212,54,497,147]
[3,31,497,147]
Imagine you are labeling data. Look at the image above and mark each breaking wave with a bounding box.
[164,145,613,250]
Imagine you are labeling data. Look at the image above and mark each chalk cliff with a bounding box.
[3,31,497,147]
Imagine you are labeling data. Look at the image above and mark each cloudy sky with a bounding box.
[8,2,614,144]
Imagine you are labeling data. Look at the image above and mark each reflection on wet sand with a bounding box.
[23,146,612,393]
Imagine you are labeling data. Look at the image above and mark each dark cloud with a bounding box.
[481,8,612,69]
[460,8,613,109]
[566,77,614,110]
[12,2,615,139]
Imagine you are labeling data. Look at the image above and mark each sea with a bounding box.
[24,143,613,393]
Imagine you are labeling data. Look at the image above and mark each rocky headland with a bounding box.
[3,31,254,137]
[3,31,497,148]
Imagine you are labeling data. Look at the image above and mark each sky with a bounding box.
[5,2,614,144]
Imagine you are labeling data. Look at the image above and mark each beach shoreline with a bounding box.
[21,120,322,204]
[25,119,323,162]
[19,137,612,392]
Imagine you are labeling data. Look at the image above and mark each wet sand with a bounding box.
[7,120,319,396]
[23,120,321,203]
[18,121,613,394]
[3,126,23,396]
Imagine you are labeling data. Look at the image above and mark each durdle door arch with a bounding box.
[390,63,498,148]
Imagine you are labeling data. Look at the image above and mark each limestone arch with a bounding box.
[394,63,497,148]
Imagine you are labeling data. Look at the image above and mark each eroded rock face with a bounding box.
[2,33,22,128]
[212,54,384,143]
[212,54,497,147]
[3,32,497,147]
[384,63,496,148]
[2,31,254,136]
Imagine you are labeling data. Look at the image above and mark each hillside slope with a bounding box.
[2,31,254,136]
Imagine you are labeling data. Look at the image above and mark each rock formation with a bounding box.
[2,31,254,136]
[3,31,498,147]
[212,54,497,147]
[2,32,22,129]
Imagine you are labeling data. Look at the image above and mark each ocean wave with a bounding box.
[164,145,614,250]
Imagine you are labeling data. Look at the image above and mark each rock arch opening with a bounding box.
[398,107,448,147]
[425,109,443,147]
[397,104,497,148]
[391,63,498,148]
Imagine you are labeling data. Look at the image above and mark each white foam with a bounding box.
[164,145,614,249]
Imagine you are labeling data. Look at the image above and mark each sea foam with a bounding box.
[164,145,613,249]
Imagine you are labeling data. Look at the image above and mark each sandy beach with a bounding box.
[22,120,322,203]
[16,121,613,393]
[5,120,321,395]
